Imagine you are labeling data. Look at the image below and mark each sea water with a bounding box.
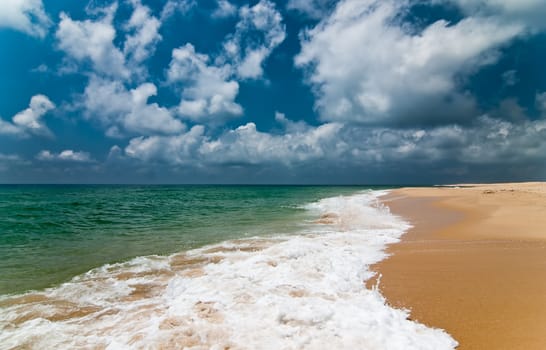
[0,185,457,349]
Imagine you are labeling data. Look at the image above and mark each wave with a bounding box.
[0,190,457,349]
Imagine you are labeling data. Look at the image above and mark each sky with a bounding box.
[0,0,546,184]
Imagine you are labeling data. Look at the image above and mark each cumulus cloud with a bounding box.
[0,0,51,38]
[167,44,243,122]
[440,0,546,30]
[166,1,286,122]
[0,120,22,136]
[56,0,285,132]
[56,1,185,139]
[274,111,309,133]
[160,0,196,22]
[56,4,129,79]
[123,116,334,167]
[212,0,237,19]
[120,113,546,180]
[56,0,161,80]
[223,0,286,79]
[82,76,185,136]
[536,92,546,115]
[125,125,206,163]
[0,94,55,137]
[502,69,518,86]
[296,0,524,126]
[125,119,344,166]
[123,0,162,67]
[4,0,544,184]
[204,121,343,165]
[36,150,93,162]
[31,63,49,73]
[286,0,336,19]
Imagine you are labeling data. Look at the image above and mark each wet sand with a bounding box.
[370,182,546,349]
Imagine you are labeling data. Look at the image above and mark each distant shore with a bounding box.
[370,182,546,349]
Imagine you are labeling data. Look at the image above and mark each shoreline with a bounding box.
[0,189,459,349]
[371,183,546,349]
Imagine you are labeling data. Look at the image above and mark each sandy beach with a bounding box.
[371,182,546,349]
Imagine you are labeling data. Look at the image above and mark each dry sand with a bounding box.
[369,182,546,350]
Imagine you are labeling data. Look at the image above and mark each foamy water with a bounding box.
[0,191,457,349]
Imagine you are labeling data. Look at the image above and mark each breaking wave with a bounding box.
[0,190,457,349]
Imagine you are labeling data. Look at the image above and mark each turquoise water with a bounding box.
[0,185,383,295]
[0,185,458,349]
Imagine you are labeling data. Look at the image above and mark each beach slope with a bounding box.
[371,182,546,350]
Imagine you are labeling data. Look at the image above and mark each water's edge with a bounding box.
[0,189,457,349]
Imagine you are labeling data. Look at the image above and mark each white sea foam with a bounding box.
[0,190,458,349]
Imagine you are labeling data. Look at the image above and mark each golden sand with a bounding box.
[370,182,546,350]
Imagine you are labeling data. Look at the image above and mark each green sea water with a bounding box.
[0,185,384,295]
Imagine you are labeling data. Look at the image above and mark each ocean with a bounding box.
[0,185,456,349]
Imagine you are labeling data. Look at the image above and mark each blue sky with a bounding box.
[1,0,546,184]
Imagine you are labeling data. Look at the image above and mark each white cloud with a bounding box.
[37,150,93,162]
[83,76,185,136]
[121,113,546,178]
[56,4,129,79]
[201,121,344,165]
[287,0,335,19]
[212,0,237,19]
[274,111,309,133]
[124,115,344,166]
[57,1,163,80]
[295,0,523,125]
[223,0,286,79]
[0,153,22,162]
[55,0,284,131]
[440,0,546,30]
[123,0,162,66]
[167,44,243,121]
[502,69,518,86]
[0,94,55,137]
[31,63,49,73]
[0,0,50,38]
[107,145,123,160]
[165,1,285,123]
[160,0,196,22]
[536,92,546,114]
[0,120,22,136]
[126,125,206,163]
[56,1,184,138]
